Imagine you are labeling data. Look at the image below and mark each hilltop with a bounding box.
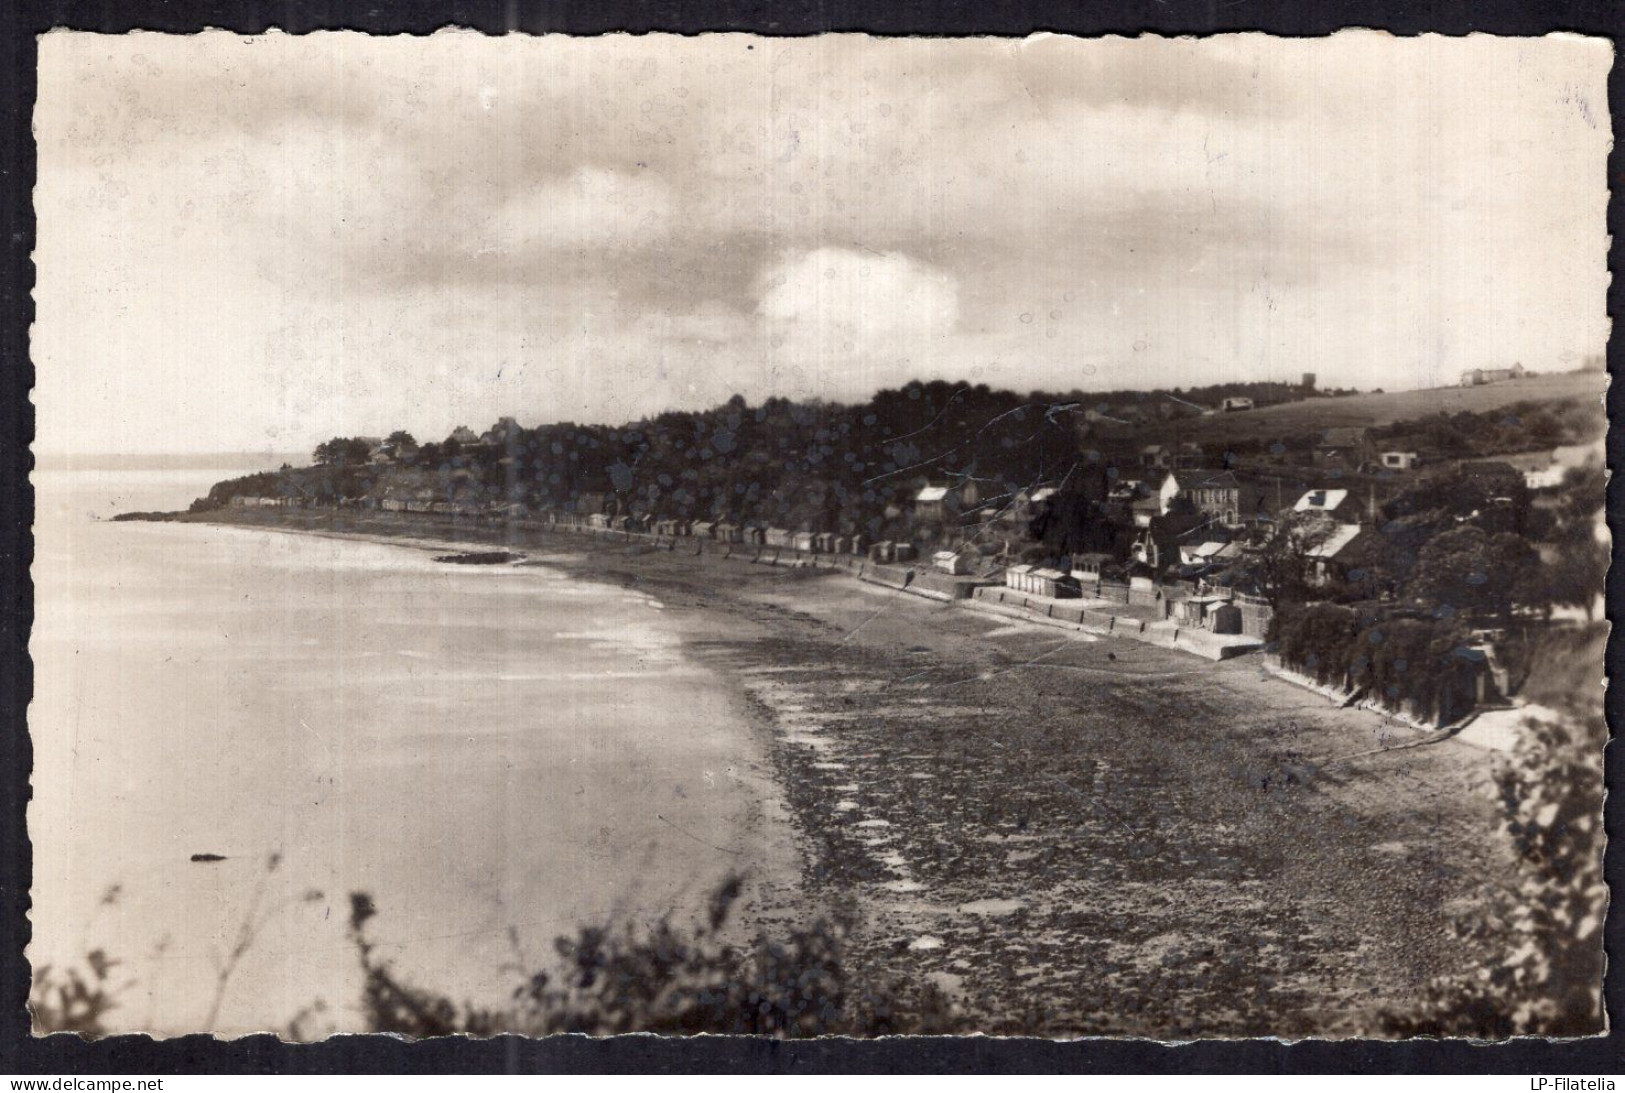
[1171,371,1606,447]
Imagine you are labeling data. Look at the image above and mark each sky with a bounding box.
[33,30,1612,456]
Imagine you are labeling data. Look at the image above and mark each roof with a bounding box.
[1293,488,1350,513]
[1029,487,1059,502]
[1172,469,1241,489]
[1185,540,1233,560]
[1306,523,1369,560]
[1073,552,1112,564]
[1007,564,1035,575]
[1494,450,1559,473]
[1031,568,1067,580]
[915,485,950,502]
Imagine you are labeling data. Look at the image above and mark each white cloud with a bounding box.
[760,247,959,339]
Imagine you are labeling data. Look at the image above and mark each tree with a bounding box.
[1408,526,1539,623]
[1247,512,1338,612]
[313,437,372,466]
[384,430,417,455]
[1538,537,1607,622]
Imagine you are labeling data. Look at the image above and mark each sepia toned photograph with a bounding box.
[28,29,1610,1042]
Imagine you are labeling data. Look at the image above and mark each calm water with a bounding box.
[30,467,779,1036]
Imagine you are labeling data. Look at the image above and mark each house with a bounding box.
[1494,450,1577,491]
[1305,523,1381,585]
[1131,508,1207,570]
[479,417,522,448]
[1292,488,1351,517]
[1177,539,1242,570]
[1140,443,1204,471]
[1460,364,1527,387]
[1314,427,1370,467]
[1220,397,1255,413]
[1158,469,1261,527]
[913,482,979,524]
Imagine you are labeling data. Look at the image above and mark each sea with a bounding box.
[29,462,779,1037]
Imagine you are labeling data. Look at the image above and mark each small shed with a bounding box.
[933,550,971,575]
[1208,603,1243,634]
[793,531,818,552]
[1030,567,1077,598]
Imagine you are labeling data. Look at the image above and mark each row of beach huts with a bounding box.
[223,492,1272,643]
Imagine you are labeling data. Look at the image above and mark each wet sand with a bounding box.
[190,510,1513,1038]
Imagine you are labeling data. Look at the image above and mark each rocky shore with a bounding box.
[169,507,1513,1037]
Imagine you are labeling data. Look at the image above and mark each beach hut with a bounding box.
[765,528,792,548]
[1028,568,1069,598]
[892,543,918,563]
[933,550,971,575]
[1005,564,1034,593]
[849,534,868,555]
[691,521,716,539]
[870,540,895,563]
[793,531,817,553]
[1070,552,1111,586]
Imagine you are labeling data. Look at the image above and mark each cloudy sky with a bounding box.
[34,31,1611,455]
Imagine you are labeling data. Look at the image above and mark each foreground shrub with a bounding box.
[1383,624,1606,1037]
[348,876,958,1038]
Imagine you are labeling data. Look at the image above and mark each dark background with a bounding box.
[1,0,1621,1074]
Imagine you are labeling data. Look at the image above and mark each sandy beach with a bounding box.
[182,508,1515,1038]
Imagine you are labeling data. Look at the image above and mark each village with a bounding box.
[209,368,1606,733]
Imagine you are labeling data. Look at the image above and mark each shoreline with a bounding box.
[162,508,1513,1037]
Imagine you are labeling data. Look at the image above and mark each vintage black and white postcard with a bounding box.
[28,30,1610,1041]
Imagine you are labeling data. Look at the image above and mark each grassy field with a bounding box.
[1178,370,1606,445]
